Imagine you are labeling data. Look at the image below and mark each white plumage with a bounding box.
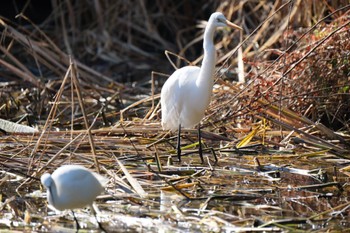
[41,165,108,211]
[160,12,241,162]
[161,66,206,130]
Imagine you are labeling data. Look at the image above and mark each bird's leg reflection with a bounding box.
[177,124,182,162]
[198,126,204,164]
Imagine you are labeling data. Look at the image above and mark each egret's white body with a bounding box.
[160,12,241,162]
[41,165,108,211]
[161,12,241,131]
[161,66,206,130]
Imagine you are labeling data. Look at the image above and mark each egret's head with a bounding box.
[41,173,53,188]
[210,12,242,30]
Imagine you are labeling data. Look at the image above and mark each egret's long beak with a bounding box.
[226,20,242,30]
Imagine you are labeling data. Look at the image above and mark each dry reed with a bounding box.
[0,1,350,232]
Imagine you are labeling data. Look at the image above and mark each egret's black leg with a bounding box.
[210,147,218,164]
[198,126,204,164]
[93,212,107,232]
[71,210,81,231]
[90,204,108,232]
[177,124,182,162]
[97,219,107,233]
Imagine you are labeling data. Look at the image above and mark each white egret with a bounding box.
[161,12,242,163]
[41,165,108,230]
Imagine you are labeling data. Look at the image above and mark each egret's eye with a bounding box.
[217,18,225,24]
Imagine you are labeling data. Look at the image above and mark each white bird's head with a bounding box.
[209,12,242,30]
[41,173,53,188]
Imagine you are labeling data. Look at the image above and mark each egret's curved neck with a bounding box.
[197,23,216,88]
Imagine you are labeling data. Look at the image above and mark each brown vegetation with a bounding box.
[0,1,350,232]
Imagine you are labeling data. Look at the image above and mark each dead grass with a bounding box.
[0,1,350,232]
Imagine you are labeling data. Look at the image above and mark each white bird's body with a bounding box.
[160,12,241,162]
[161,66,213,130]
[41,165,108,211]
[161,13,222,131]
